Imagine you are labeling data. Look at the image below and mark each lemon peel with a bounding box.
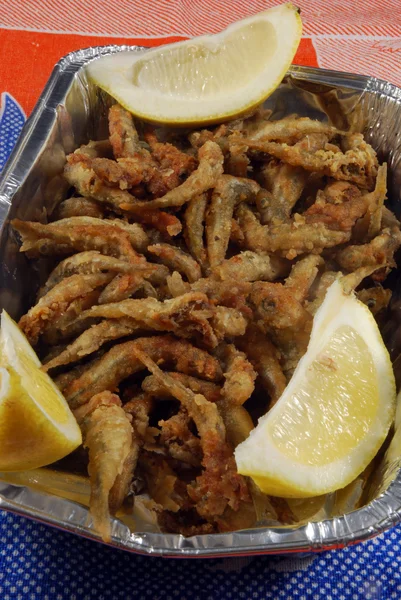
[88,3,302,125]
[0,311,82,472]
[235,280,396,497]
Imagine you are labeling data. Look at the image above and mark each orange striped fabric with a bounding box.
[0,0,400,116]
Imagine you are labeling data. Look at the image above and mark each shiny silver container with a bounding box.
[1,45,401,557]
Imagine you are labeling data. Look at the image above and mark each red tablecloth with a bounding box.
[1,0,400,118]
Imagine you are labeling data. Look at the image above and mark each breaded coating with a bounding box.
[357,287,392,315]
[13,103,399,538]
[39,251,152,298]
[247,116,340,143]
[78,292,218,348]
[336,228,401,273]
[97,271,157,304]
[257,160,308,224]
[74,391,133,542]
[146,135,197,197]
[108,104,141,158]
[191,277,252,315]
[108,106,197,196]
[12,218,144,263]
[206,175,260,268]
[244,132,378,190]
[184,193,208,267]
[142,372,221,403]
[132,350,251,525]
[120,141,224,210]
[219,344,257,406]
[250,278,314,377]
[64,335,223,407]
[148,243,202,282]
[213,251,290,282]
[54,197,104,219]
[284,255,324,303]
[237,325,287,406]
[64,155,183,235]
[211,306,248,339]
[158,408,202,467]
[19,273,113,346]
[236,204,350,259]
[43,318,140,372]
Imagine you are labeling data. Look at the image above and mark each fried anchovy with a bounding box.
[19,273,113,345]
[206,175,260,268]
[63,335,223,407]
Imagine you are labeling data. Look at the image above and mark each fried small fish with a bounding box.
[19,273,113,346]
[74,391,133,542]
[206,175,260,268]
[64,335,223,407]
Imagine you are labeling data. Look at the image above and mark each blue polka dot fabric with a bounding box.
[0,92,25,173]
[1,92,401,598]
[1,511,401,599]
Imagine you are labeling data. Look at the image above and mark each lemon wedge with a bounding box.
[235,280,396,497]
[0,311,82,471]
[88,3,302,125]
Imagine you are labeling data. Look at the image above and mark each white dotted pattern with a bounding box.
[1,511,401,599]
[0,92,26,172]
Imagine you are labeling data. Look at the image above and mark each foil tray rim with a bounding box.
[1,44,401,557]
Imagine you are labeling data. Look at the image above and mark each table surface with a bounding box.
[1,1,401,598]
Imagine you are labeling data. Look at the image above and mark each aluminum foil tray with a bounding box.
[1,45,401,557]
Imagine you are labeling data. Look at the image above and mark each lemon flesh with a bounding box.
[235,280,396,497]
[88,3,302,125]
[0,311,82,471]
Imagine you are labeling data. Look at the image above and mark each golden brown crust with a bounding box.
[13,103,398,540]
